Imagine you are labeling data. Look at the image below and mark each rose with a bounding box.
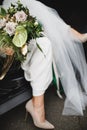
[4,22,17,36]
[14,11,27,22]
[0,18,6,29]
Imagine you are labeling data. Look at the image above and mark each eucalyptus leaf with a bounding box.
[0,34,4,45]
[0,33,11,46]
[36,42,45,57]
[0,7,6,16]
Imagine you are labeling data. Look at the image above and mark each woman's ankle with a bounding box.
[34,104,45,122]
[32,95,45,122]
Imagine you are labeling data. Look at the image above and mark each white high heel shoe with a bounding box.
[25,99,55,129]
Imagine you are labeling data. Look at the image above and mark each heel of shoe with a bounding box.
[24,110,28,121]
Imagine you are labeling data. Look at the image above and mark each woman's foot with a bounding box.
[25,99,54,129]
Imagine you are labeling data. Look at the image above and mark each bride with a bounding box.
[2,0,87,129]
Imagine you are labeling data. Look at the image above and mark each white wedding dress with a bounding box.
[3,0,87,116]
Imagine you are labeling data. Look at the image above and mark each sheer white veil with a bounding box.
[3,0,87,116]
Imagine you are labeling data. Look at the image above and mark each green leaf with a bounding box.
[12,26,27,47]
[4,34,12,44]
[0,7,7,16]
[0,34,4,44]
[36,42,45,57]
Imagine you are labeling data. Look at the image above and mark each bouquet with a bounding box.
[0,0,43,62]
[0,0,43,80]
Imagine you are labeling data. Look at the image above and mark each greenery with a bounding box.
[0,0,43,62]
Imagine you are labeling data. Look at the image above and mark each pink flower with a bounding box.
[0,18,6,29]
[14,11,27,22]
[4,22,17,36]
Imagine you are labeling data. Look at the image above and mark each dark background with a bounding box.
[39,0,87,31]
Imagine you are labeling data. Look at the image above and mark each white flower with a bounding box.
[34,21,38,26]
[14,11,27,22]
[21,44,28,56]
[4,22,17,36]
[0,18,6,29]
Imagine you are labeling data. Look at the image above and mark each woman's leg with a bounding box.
[70,28,87,43]
[24,37,54,129]
[25,94,54,129]
[26,94,45,122]
[33,94,45,122]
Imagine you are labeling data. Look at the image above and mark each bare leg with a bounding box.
[71,28,87,43]
[33,94,45,122]
[25,94,54,129]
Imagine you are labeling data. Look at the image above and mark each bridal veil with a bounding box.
[3,0,87,116]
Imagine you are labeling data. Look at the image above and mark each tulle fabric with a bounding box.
[3,0,87,115]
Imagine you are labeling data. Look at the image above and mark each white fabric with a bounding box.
[3,0,87,116]
[21,37,53,96]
